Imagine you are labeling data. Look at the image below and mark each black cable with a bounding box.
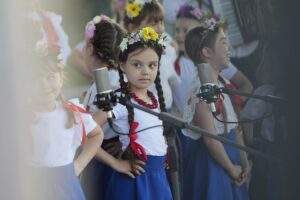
[212,112,273,124]
[107,118,163,135]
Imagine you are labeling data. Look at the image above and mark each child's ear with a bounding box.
[201,47,212,59]
[120,63,125,72]
[86,43,94,56]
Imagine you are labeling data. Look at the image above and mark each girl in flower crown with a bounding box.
[27,41,104,200]
[173,3,252,116]
[92,26,173,200]
[182,16,249,200]
[173,5,252,194]
[124,0,181,112]
[79,15,127,200]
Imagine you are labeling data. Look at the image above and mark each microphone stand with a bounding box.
[95,93,281,200]
[219,87,286,104]
[118,97,280,163]
[116,96,281,200]
[197,85,286,105]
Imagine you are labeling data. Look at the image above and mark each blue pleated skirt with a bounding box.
[80,137,119,200]
[32,163,85,200]
[105,155,173,200]
[183,129,248,200]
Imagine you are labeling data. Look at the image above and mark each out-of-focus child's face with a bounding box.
[121,48,159,93]
[174,17,200,54]
[138,17,165,35]
[210,28,231,70]
[33,65,63,107]
[111,0,127,15]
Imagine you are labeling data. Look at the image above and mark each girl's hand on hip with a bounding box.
[113,159,146,179]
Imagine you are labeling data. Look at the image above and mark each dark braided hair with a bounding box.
[117,40,169,166]
[89,20,125,70]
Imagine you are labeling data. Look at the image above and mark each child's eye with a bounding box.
[149,63,158,69]
[133,63,142,68]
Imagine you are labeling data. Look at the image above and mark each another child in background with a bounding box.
[124,0,181,112]
[93,27,173,200]
[27,0,71,65]
[79,15,126,200]
[28,43,103,200]
[173,3,252,115]
[110,0,128,28]
[182,15,249,200]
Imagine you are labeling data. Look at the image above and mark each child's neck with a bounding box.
[207,61,220,84]
[129,87,149,101]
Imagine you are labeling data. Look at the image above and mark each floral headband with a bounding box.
[176,3,203,21]
[125,0,152,19]
[200,14,225,36]
[85,15,114,41]
[119,27,166,52]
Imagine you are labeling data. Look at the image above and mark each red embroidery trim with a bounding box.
[224,83,244,110]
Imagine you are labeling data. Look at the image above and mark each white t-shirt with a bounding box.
[29,11,71,64]
[83,70,121,139]
[172,56,237,114]
[112,97,168,156]
[30,99,97,167]
[242,84,275,141]
[149,41,181,109]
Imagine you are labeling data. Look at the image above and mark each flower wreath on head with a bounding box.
[200,13,225,36]
[85,15,114,41]
[176,3,204,21]
[33,33,63,63]
[119,26,166,52]
[125,0,153,19]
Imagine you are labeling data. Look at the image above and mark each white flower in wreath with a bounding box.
[93,16,101,24]
[158,37,165,46]
[205,18,217,30]
[120,38,128,52]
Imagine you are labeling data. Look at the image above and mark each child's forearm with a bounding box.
[204,137,235,172]
[94,147,119,169]
[75,127,103,173]
[235,129,249,169]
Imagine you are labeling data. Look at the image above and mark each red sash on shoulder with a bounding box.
[64,102,91,145]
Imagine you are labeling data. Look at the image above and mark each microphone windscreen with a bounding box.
[94,67,113,94]
[197,63,214,85]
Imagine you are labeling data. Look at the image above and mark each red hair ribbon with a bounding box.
[224,83,244,110]
[42,15,61,56]
[64,102,91,145]
[129,121,147,161]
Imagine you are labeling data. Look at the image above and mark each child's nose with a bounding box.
[141,67,150,75]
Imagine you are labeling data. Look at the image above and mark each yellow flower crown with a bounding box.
[126,0,153,18]
[119,27,166,52]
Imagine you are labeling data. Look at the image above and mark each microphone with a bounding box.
[93,67,117,118]
[196,63,219,113]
